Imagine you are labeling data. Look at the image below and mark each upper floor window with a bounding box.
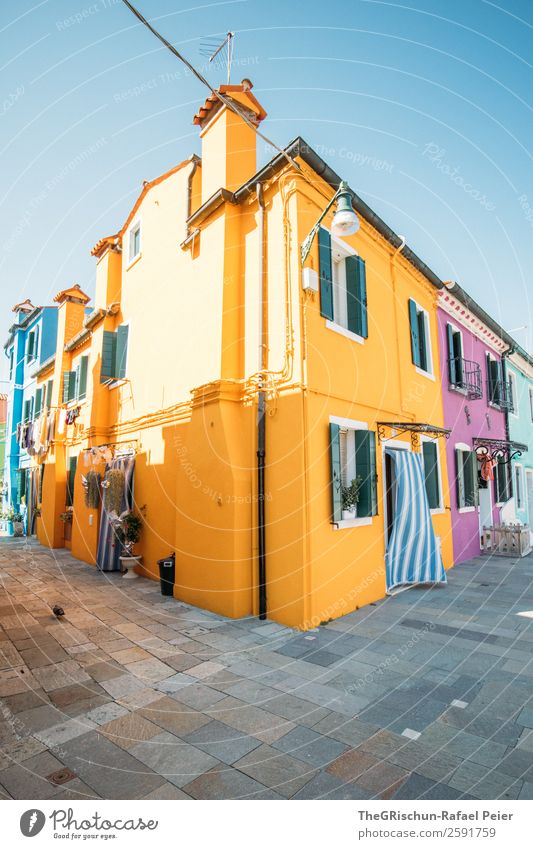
[128,220,141,264]
[318,227,368,341]
[485,354,513,410]
[408,299,432,375]
[508,371,517,415]
[26,325,40,364]
[446,324,465,388]
[455,446,478,511]
[63,356,89,405]
[100,326,129,385]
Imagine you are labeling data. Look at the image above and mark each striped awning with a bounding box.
[385,450,446,593]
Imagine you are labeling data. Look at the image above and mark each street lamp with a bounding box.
[301,180,359,266]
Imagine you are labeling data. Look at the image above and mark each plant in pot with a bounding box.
[341,476,363,520]
[112,510,143,578]
[4,507,16,536]
[12,510,24,537]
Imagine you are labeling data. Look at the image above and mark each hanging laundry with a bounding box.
[481,455,498,482]
[65,407,81,425]
[57,410,67,435]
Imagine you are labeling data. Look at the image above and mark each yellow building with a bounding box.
[36,80,453,629]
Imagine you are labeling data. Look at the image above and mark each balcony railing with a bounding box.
[449,357,483,400]
[487,378,515,412]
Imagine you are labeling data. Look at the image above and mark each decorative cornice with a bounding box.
[438,290,508,354]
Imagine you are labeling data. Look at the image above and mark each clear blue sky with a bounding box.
[1,0,532,381]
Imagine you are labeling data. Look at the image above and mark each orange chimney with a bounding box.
[193,79,267,204]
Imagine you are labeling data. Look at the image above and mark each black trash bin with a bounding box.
[157,553,175,596]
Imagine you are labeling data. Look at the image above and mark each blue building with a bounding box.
[504,348,533,534]
[3,299,58,520]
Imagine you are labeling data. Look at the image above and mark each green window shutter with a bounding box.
[455,448,464,508]
[77,356,89,399]
[101,331,117,382]
[408,298,421,367]
[34,388,43,418]
[417,311,428,371]
[329,423,343,523]
[447,323,457,385]
[318,227,334,321]
[463,451,476,508]
[23,400,30,422]
[62,371,71,404]
[26,331,34,362]
[346,255,368,338]
[355,430,377,517]
[66,456,77,507]
[46,380,53,408]
[422,441,440,510]
[116,325,129,379]
[495,461,509,503]
[17,469,27,503]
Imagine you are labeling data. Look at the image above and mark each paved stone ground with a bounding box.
[1,538,532,800]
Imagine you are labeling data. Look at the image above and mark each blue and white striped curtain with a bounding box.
[385,449,446,592]
[96,455,135,572]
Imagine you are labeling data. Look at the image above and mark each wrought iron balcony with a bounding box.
[487,377,515,411]
[448,357,483,400]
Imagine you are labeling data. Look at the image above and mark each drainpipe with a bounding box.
[257,182,267,619]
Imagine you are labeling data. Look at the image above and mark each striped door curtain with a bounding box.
[385,449,446,592]
[96,455,135,572]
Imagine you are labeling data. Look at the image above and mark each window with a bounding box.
[318,227,368,340]
[455,447,478,510]
[26,326,39,364]
[515,465,523,510]
[45,379,53,408]
[494,460,510,504]
[486,354,502,406]
[62,356,89,404]
[329,419,377,524]
[422,440,441,510]
[34,387,43,419]
[409,299,431,374]
[9,348,14,379]
[100,326,129,384]
[66,456,77,508]
[129,221,141,263]
[446,324,465,389]
[23,397,34,423]
[508,371,517,414]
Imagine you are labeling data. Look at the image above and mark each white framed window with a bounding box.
[515,464,523,511]
[529,387,533,423]
[128,219,141,264]
[455,442,478,513]
[319,229,368,343]
[446,323,466,390]
[421,436,443,513]
[408,298,433,378]
[329,416,377,528]
[26,325,40,364]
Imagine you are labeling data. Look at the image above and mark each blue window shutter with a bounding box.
[116,325,129,379]
[409,299,421,367]
[78,356,88,399]
[355,430,377,517]
[447,323,457,385]
[346,255,368,338]
[329,423,343,523]
[101,331,117,382]
[318,227,334,321]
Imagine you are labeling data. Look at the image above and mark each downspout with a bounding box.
[257,182,267,619]
[501,344,515,500]
[390,236,408,416]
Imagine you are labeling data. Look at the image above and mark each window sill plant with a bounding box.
[341,476,363,520]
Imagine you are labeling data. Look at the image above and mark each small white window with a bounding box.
[128,221,141,263]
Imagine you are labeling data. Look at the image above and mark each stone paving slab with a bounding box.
[1,540,533,799]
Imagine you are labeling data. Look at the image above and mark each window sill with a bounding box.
[126,252,142,271]
[415,366,435,381]
[106,378,127,390]
[458,506,476,514]
[325,320,365,345]
[333,517,373,530]
[448,383,468,396]
[430,506,445,515]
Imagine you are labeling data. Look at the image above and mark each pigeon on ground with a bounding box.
[52,605,65,618]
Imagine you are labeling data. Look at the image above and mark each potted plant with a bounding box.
[112,510,143,578]
[341,476,363,520]
[12,511,24,537]
[4,507,15,536]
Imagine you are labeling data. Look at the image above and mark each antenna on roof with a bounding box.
[199,32,235,84]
